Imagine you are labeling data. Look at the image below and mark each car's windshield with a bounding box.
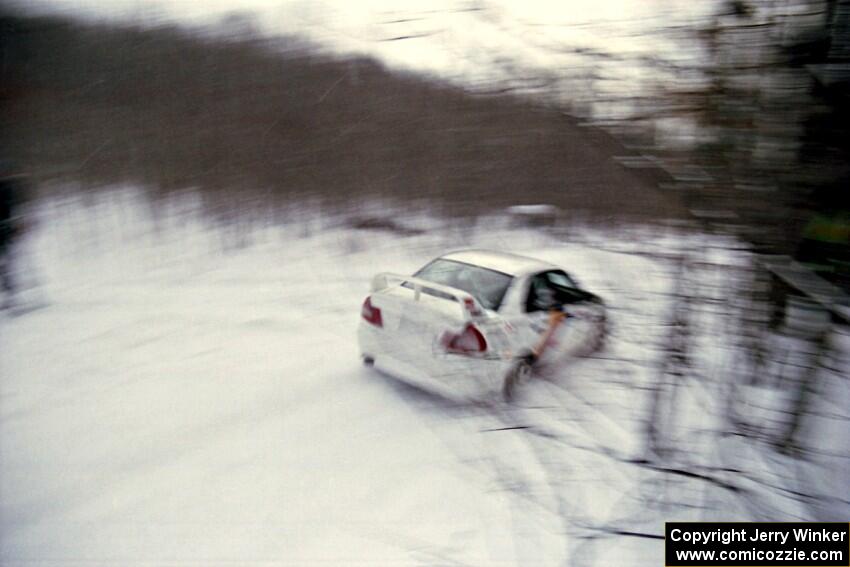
[414,259,513,311]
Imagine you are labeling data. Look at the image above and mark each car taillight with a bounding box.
[361,297,383,327]
[442,324,487,354]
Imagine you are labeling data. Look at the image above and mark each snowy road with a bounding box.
[1,191,526,564]
[2,188,768,566]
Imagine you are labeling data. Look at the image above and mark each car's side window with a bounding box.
[546,270,579,289]
[525,270,586,312]
[525,273,555,313]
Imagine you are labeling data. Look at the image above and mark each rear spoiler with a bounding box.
[371,272,486,321]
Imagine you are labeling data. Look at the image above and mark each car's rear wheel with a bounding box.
[502,358,532,402]
[362,355,375,367]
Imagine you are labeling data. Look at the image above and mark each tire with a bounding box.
[502,358,533,402]
[572,316,607,357]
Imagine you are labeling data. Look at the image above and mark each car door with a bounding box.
[502,270,589,356]
[525,272,562,343]
[498,272,552,355]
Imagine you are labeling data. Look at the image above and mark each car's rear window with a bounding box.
[413,259,513,311]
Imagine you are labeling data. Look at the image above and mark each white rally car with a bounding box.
[358,250,606,400]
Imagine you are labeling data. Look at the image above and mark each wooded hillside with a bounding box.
[0,13,681,219]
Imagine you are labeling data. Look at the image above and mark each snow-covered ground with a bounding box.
[1,188,846,566]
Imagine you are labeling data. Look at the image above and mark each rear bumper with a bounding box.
[358,322,511,400]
